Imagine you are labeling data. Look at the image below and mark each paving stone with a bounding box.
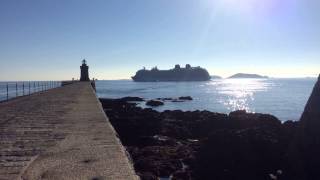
[0,82,139,180]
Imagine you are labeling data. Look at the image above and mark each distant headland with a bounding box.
[228,73,269,79]
[132,64,211,82]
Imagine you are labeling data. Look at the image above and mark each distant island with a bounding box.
[228,73,269,79]
[132,64,211,82]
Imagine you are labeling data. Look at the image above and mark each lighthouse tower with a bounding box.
[80,59,90,81]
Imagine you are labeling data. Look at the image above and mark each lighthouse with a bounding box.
[80,59,90,81]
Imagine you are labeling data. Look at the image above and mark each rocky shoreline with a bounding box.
[100,96,312,180]
[99,75,320,180]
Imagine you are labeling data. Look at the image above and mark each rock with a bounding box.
[171,99,184,102]
[229,110,281,129]
[195,128,286,180]
[99,98,137,110]
[172,170,191,180]
[299,74,320,179]
[229,110,247,116]
[156,98,173,101]
[300,74,320,130]
[155,97,192,102]
[99,97,305,180]
[120,96,144,101]
[138,172,157,180]
[146,100,164,107]
[178,96,193,100]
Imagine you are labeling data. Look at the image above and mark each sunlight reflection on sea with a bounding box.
[209,79,272,113]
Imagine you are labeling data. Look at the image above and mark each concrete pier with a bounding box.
[0,82,139,180]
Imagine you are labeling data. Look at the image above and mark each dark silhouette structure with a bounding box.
[132,64,211,82]
[300,74,320,129]
[80,59,90,81]
[299,74,320,179]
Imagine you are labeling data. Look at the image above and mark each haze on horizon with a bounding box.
[0,0,319,81]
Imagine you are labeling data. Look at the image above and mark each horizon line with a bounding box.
[0,76,318,81]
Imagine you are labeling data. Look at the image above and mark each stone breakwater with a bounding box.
[100,78,320,180]
[0,82,138,180]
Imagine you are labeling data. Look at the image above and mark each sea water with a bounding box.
[95,78,316,121]
[0,79,315,121]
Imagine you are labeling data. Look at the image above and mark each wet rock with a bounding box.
[99,97,313,180]
[120,96,144,101]
[146,100,164,107]
[178,96,193,100]
[229,109,247,116]
[154,96,193,102]
[99,98,137,109]
[171,99,184,102]
[195,128,286,180]
[229,110,282,129]
[157,98,174,101]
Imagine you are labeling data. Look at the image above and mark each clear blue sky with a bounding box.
[0,0,319,80]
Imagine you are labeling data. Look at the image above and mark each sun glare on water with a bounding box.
[213,78,270,112]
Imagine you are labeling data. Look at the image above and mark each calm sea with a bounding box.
[95,78,317,121]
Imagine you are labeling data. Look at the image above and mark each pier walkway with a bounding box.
[0,82,138,180]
